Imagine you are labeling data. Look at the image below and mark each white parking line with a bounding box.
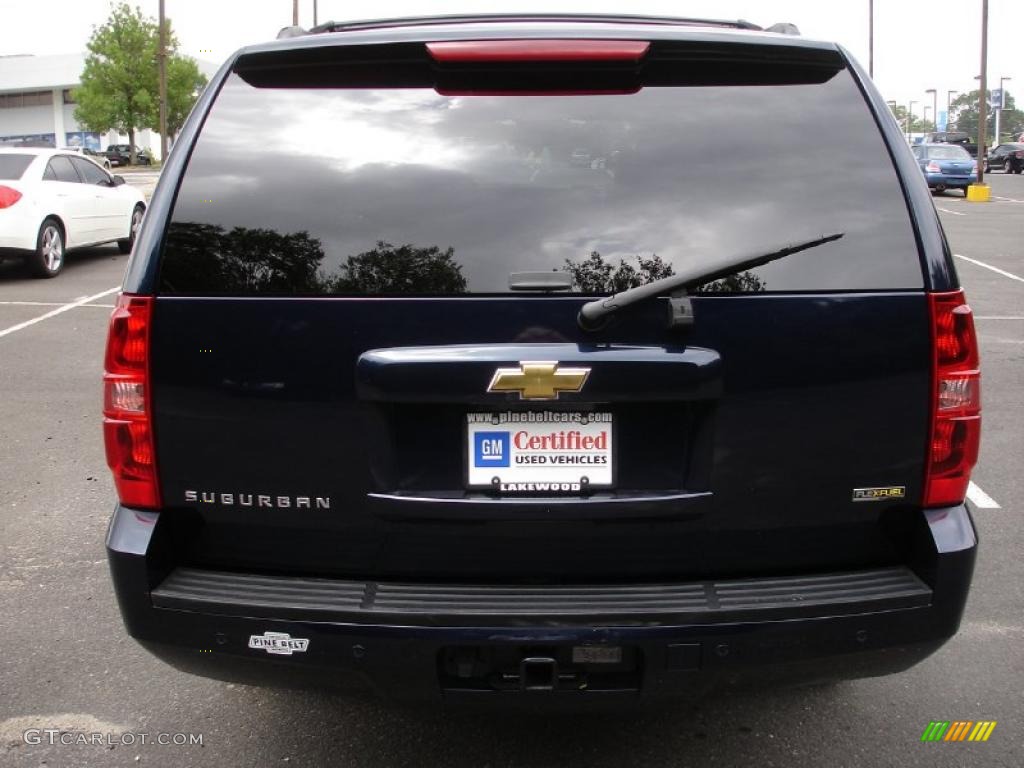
[954,254,1024,284]
[935,207,966,216]
[0,300,115,308]
[967,482,1001,509]
[0,286,120,339]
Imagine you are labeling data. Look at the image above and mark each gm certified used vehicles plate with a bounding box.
[103,13,981,704]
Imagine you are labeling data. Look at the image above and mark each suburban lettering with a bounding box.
[181,491,332,509]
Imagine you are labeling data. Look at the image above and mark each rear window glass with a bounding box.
[927,146,972,160]
[0,154,34,180]
[161,59,923,295]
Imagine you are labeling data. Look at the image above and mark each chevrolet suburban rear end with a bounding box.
[104,14,981,704]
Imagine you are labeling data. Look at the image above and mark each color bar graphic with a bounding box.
[921,721,996,742]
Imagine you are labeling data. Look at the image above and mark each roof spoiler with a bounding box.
[278,13,765,39]
[275,15,801,41]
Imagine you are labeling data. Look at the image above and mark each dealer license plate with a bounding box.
[466,411,614,493]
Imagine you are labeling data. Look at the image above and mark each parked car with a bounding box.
[911,144,978,195]
[64,146,113,170]
[0,148,145,277]
[104,14,980,704]
[923,131,979,158]
[985,143,1024,174]
[104,144,153,167]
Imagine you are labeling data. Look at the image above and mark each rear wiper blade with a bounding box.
[577,232,843,331]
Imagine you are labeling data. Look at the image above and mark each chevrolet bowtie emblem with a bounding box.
[487,361,590,400]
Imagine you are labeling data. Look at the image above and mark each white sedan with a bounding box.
[0,148,146,278]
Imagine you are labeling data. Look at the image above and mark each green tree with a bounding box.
[889,105,933,134]
[950,90,1024,143]
[73,3,207,162]
[164,55,206,137]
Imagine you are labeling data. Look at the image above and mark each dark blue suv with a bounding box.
[103,14,981,704]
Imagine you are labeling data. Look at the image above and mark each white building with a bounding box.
[0,53,215,159]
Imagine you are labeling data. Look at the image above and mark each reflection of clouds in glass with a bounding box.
[170,72,922,293]
[206,85,472,171]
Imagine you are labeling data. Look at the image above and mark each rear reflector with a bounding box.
[426,40,650,63]
[924,291,980,507]
[103,295,160,509]
[0,185,22,208]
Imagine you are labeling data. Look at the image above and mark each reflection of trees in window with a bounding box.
[329,241,467,294]
[564,252,674,293]
[563,250,766,294]
[162,226,466,295]
[695,272,766,293]
[162,222,329,293]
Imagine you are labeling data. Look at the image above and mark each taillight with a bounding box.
[103,294,160,509]
[925,161,942,173]
[925,291,980,507]
[0,185,21,208]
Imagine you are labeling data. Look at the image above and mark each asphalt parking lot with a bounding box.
[0,172,1021,768]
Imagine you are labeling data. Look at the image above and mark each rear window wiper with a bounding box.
[577,232,843,331]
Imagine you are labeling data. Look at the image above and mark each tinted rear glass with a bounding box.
[927,146,972,160]
[0,154,34,180]
[161,55,923,295]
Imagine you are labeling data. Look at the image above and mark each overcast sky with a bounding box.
[0,0,1020,113]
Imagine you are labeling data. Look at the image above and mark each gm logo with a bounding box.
[474,432,510,467]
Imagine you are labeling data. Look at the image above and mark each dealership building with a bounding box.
[0,53,214,158]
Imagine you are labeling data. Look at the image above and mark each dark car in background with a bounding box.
[912,143,978,195]
[103,14,980,705]
[104,144,153,167]
[64,146,112,170]
[985,143,1024,174]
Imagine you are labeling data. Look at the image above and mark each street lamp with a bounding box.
[907,100,917,140]
[975,0,989,189]
[947,90,958,128]
[925,88,937,132]
[868,0,874,78]
[995,76,1012,143]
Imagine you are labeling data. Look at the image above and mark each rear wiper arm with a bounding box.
[577,232,844,331]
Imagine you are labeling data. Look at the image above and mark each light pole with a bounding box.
[908,100,917,140]
[976,0,988,187]
[868,0,874,78]
[947,90,958,129]
[158,0,167,161]
[995,76,1012,143]
[925,89,937,132]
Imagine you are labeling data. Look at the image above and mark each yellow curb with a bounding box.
[966,184,991,202]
